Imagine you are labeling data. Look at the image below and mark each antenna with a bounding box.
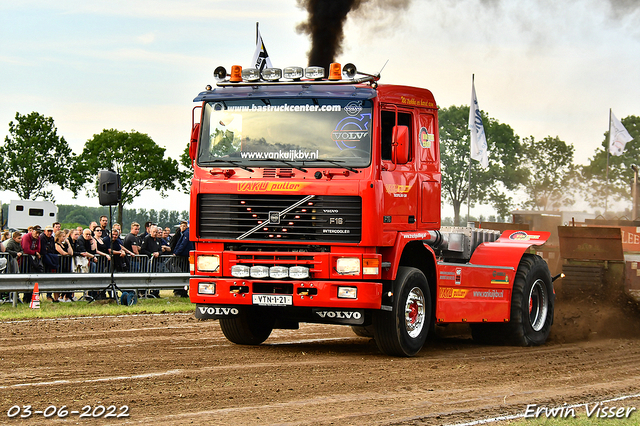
[377,59,389,77]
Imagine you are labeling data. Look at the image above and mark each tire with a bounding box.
[351,325,375,338]
[373,267,432,356]
[219,308,275,345]
[504,254,554,346]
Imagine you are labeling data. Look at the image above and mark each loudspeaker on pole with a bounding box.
[98,170,121,206]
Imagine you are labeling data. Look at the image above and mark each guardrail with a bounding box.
[0,253,189,275]
[0,272,189,293]
[0,253,191,305]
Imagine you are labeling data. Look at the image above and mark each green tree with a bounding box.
[0,112,77,201]
[519,136,576,210]
[582,115,640,213]
[179,142,193,193]
[439,105,526,225]
[74,129,183,225]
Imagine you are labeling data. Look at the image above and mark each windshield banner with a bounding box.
[240,149,320,160]
[224,104,342,113]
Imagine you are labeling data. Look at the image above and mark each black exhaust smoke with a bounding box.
[296,0,412,70]
[296,0,363,70]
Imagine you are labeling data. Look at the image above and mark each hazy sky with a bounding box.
[1,0,638,215]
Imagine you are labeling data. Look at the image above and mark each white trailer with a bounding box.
[7,200,57,230]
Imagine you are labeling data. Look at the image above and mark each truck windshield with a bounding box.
[198,98,373,168]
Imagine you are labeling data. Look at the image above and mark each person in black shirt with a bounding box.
[169,221,186,254]
[98,215,110,245]
[124,222,141,255]
[140,226,161,259]
[108,229,128,272]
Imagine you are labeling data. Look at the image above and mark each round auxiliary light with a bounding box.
[231,265,250,278]
[342,63,357,79]
[229,65,243,83]
[289,266,310,279]
[270,266,289,279]
[250,265,269,279]
[305,66,325,80]
[213,66,227,82]
[261,67,282,81]
[242,68,261,82]
[283,66,304,80]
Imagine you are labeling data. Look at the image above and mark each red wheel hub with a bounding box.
[408,301,418,324]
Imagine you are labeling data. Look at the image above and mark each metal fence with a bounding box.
[0,253,190,300]
[0,253,189,275]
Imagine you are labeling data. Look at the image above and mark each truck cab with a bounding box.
[188,63,554,356]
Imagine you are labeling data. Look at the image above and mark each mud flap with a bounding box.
[311,308,365,325]
[195,304,241,320]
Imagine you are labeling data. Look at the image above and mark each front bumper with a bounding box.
[189,277,383,310]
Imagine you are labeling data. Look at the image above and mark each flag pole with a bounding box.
[467,161,471,225]
[467,74,474,226]
[605,108,611,215]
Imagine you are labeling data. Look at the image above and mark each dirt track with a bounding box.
[2,298,640,425]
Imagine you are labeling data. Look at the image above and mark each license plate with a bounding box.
[252,294,293,306]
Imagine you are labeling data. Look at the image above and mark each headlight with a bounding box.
[198,282,216,294]
[289,266,309,279]
[337,286,357,299]
[270,266,289,279]
[231,265,250,278]
[336,257,360,275]
[197,255,220,272]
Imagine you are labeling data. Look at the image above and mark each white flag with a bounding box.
[252,27,273,71]
[609,111,633,156]
[469,78,488,168]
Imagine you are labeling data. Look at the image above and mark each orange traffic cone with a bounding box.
[29,282,40,309]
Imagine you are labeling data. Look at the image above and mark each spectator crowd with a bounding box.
[0,216,193,304]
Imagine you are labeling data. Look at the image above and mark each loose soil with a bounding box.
[1,296,640,425]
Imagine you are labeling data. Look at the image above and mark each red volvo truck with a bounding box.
[188,62,555,356]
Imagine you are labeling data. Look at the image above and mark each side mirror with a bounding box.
[189,123,200,161]
[393,125,409,164]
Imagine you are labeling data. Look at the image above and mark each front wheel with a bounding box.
[504,254,554,346]
[219,308,275,345]
[373,267,432,356]
[351,325,375,338]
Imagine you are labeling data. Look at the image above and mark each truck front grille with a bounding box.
[198,194,361,243]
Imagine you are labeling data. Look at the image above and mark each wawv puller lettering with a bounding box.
[524,402,637,419]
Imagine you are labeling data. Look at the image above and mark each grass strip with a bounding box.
[0,290,194,321]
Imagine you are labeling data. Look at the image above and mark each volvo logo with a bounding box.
[198,306,239,316]
[344,101,363,116]
[315,310,362,319]
[269,211,280,224]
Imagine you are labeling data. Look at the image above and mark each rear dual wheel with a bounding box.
[373,267,432,356]
[471,254,554,346]
[508,254,554,345]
